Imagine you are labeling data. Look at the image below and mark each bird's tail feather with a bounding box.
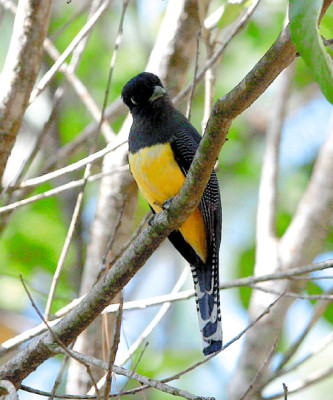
[190,260,222,356]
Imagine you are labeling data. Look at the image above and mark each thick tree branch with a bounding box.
[0,0,52,183]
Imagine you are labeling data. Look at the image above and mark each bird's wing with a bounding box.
[169,119,222,254]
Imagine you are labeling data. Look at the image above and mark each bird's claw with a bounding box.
[148,214,157,226]
[162,197,174,210]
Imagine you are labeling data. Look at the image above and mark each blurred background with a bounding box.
[0,0,332,399]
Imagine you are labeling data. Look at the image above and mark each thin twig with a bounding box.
[186,30,201,121]
[250,283,333,300]
[97,293,286,398]
[173,0,261,105]
[58,348,214,400]
[104,296,123,399]
[2,260,332,358]
[29,0,112,103]
[44,4,130,316]
[49,1,91,41]
[19,275,101,400]
[161,293,285,385]
[88,268,188,395]
[275,286,333,371]
[49,345,73,400]
[107,211,151,267]
[268,331,333,385]
[240,337,279,399]
[117,267,189,366]
[42,36,115,141]
[119,342,149,396]
[102,193,128,272]
[44,0,128,314]
[3,0,114,140]
[0,166,129,215]
[264,366,333,400]
[44,166,95,320]
[201,49,216,133]
[104,0,130,123]
[9,140,127,192]
[0,380,18,400]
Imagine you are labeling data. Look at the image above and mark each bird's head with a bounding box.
[121,72,168,114]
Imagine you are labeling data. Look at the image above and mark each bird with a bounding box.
[121,72,222,356]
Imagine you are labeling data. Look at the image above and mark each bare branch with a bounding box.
[117,267,189,366]
[103,297,123,399]
[0,380,18,400]
[60,349,215,400]
[2,259,331,358]
[264,366,333,400]
[0,166,128,214]
[186,31,201,121]
[161,293,285,386]
[2,0,114,141]
[117,342,148,397]
[283,331,333,376]
[20,275,101,399]
[49,348,72,400]
[12,140,127,191]
[173,0,261,105]
[0,0,52,182]
[250,284,333,300]
[240,338,279,400]
[29,0,112,103]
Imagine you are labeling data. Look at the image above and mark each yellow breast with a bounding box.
[129,143,207,261]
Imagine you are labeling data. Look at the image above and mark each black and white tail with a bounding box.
[190,246,222,355]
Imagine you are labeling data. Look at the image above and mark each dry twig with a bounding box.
[20,275,101,399]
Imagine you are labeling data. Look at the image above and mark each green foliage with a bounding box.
[0,188,76,312]
[289,0,333,103]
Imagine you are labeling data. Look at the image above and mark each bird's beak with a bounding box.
[149,85,166,103]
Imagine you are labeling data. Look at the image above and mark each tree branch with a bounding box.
[1,259,331,359]
[0,0,52,183]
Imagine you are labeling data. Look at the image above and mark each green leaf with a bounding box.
[289,0,333,103]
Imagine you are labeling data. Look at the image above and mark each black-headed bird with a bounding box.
[121,72,222,355]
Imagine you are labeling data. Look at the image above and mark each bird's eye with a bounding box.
[131,97,138,105]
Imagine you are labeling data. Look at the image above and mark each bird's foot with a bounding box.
[148,214,157,226]
[162,197,174,210]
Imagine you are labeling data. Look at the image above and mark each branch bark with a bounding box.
[0,0,52,184]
